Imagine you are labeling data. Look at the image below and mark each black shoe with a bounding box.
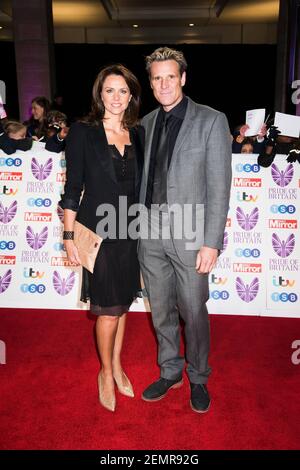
[190,383,211,413]
[142,376,183,402]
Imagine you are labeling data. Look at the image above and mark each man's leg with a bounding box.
[138,234,184,380]
[164,240,211,412]
[163,235,211,384]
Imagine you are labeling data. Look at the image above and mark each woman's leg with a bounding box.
[112,313,134,396]
[112,312,127,377]
[96,315,119,408]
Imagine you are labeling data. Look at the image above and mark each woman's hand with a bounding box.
[64,240,81,266]
[258,123,267,138]
[239,124,250,138]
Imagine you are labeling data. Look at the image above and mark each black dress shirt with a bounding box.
[145,96,188,208]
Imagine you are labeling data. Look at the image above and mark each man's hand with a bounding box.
[195,246,218,274]
[58,125,69,140]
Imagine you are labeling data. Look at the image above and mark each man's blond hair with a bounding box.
[4,120,26,135]
[145,47,187,77]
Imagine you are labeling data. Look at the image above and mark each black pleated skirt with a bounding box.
[81,239,140,316]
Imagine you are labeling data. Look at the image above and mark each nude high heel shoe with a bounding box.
[98,371,116,412]
[113,370,134,398]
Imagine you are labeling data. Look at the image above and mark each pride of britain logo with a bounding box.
[220,232,228,253]
[271,163,294,187]
[52,271,75,296]
[0,269,12,294]
[272,233,295,258]
[31,158,53,181]
[0,200,17,224]
[236,207,259,231]
[235,277,259,303]
[26,226,48,250]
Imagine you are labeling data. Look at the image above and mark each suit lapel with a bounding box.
[168,98,198,173]
[90,123,118,185]
[143,109,159,184]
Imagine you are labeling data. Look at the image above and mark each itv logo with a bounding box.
[23,268,45,279]
[0,185,18,196]
[210,274,227,285]
[272,276,295,288]
[236,191,258,202]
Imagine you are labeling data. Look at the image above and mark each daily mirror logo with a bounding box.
[233,178,262,188]
[268,219,297,229]
[233,263,262,273]
[24,212,52,222]
[0,172,22,181]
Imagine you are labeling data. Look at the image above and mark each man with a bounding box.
[138,47,232,413]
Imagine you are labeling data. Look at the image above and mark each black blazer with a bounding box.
[59,121,144,234]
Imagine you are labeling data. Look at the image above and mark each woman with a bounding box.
[25,96,51,140]
[59,64,143,412]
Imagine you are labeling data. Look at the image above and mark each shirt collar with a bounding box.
[160,95,187,121]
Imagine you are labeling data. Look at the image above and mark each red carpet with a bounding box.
[0,308,300,450]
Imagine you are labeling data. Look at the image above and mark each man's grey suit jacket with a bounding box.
[140,97,232,266]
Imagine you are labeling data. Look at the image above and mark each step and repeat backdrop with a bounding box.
[0,144,299,317]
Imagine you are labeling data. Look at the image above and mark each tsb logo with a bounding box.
[27,197,52,208]
[271,292,298,303]
[20,284,46,294]
[210,290,230,300]
[0,157,22,167]
[235,163,260,173]
[53,242,66,252]
[0,241,16,250]
[270,204,296,214]
[235,248,260,258]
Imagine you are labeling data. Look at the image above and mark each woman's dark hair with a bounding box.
[83,64,141,128]
[31,96,51,114]
[26,96,51,139]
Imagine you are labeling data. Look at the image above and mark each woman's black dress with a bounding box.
[82,143,140,316]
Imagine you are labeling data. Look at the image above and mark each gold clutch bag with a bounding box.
[73,221,103,273]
